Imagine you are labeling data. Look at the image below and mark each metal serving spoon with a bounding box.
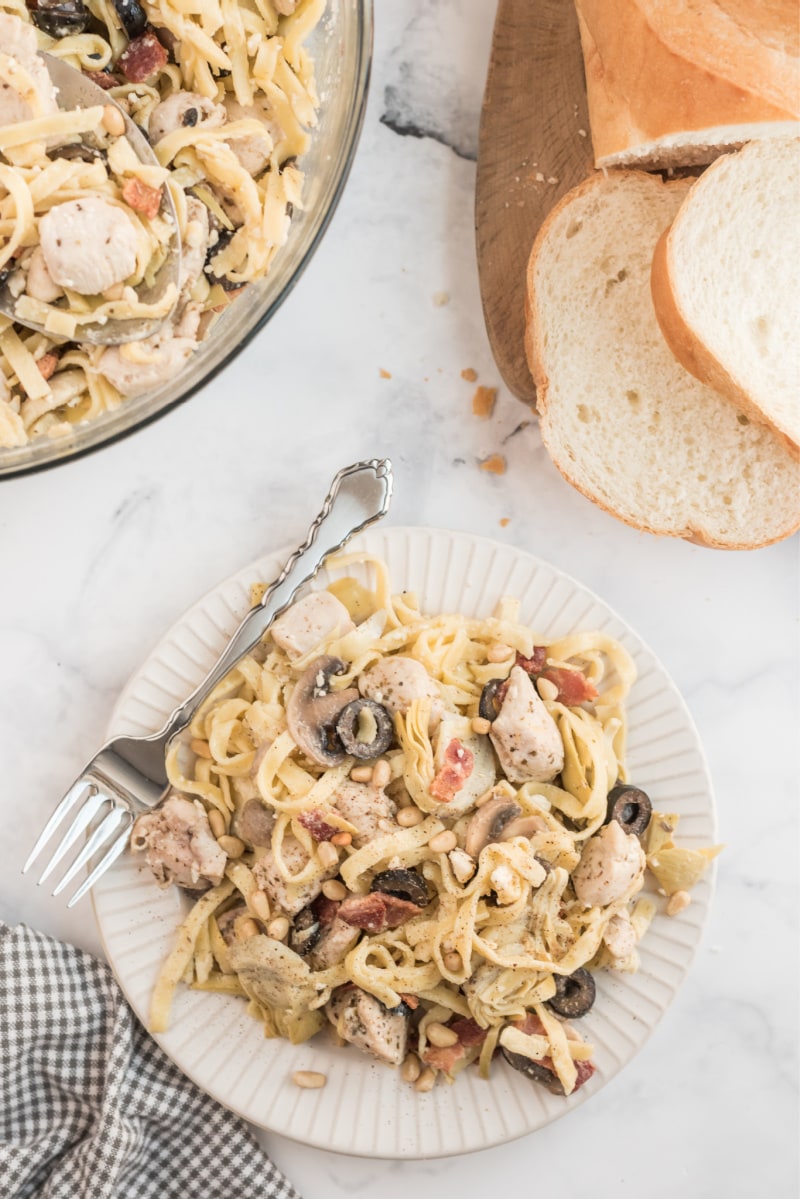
[0,54,181,346]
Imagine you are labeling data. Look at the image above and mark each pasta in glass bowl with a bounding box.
[0,0,372,477]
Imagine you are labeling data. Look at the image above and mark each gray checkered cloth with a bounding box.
[0,922,300,1199]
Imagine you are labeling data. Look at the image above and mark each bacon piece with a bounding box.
[122,177,163,220]
[423,1042,465,1073]
[540,666,597,706]
[37,352,59,381]
[118,32,168,83]
[312,894,340,927]
[515,647,547,674]
[429,738,474,803]
[573,1058,596,1090]
[297,809,338,842]
[84,70,120,90]
[512,1012,547,1037]
[399,992,419,1010]
[337,892,421,934]
[449,1017,487,1047]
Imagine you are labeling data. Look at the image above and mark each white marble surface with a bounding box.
[1,2,798,1196]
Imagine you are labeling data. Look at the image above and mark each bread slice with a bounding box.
[576,0,800,169]
[525,171,800,548]
[651,137,800,458]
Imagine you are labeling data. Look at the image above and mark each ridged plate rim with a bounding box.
[93,526,717,1158]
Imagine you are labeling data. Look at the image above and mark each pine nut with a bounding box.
[414,1066,437,1093]
[236,918,260,941]
[537,677,559,702]
[372,759,391,789]
[471,716,491,735]
[102,103,126,137]
[397,806,424,828]
[330,831,352,847]
[250,889,270,922]
[322,879,347,901]
[350,765,373,783]
[267,915,290,941]
[191,738,212,759]
[442,950,463,973]
[426,1021,459,1048]
[217,834,245,859]
[487,643,512,663]
[292,1070,326,1089]
[474,788,495,807]
[317,841,340,871]
[428,830,457,854]
[401,1053,421,1083]
[666,889,691,916]
[207,809,226,839]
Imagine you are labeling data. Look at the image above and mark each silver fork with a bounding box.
[23,459,393,906]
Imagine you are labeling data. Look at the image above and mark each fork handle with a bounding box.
[162,459,393,739]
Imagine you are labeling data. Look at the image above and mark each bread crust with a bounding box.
[650,152,800,460]
[524,171,800,549]
[576,0,800,167]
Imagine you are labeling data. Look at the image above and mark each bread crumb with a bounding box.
[578,128,587,137]
[547,176,559,185]
[472,386,497,419]
[379,368,392,379]
[479,454,506,475]
[461,367,478,382]
[499,517,510,528]
[535,172,544,182]
[433,291,450,306]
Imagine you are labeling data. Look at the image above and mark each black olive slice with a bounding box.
[48,143,107,165]
[370,868,429,907]
[502,1047,564,1095]
[335,698,393,760]
[605,784,652,838]
[111,0,147,38]
[548,968,596,1019]
[289,907,321,956]
[478,678,509,722]
[32,0,89,37]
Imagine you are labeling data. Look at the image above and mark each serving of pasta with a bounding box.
[0,0,324,447]
[132,552,721,1098]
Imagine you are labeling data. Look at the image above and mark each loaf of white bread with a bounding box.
[651,136,800,458]
[575,0,800,167]
[525,171,800,548]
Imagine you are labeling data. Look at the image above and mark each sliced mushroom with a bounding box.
[335,698,394,759]
[478,678,509,722]
[285,655,359,767]
[499,813,548,841]
[369,868,429,907]
[464,795,522,858]
[604,783,652,838]
[502,1048,565,1094]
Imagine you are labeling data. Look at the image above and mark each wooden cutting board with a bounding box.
[476,0,594,404]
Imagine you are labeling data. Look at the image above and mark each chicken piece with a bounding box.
[603,910,636,959]
[95,324,197,397]
[572,821,646,907]
[332,780,396,848]
[270,591,354,661]
[130,795,226,890]
[0,16,57,125]
[307,915,360,970]
[179,196,210,298]
[252,834,336,917]
[25,247,62,303]
[222,95,280,176]
[359,656,444,726]
[148,91,225,143]
[39,198,138,295]
[489,665,564,784]
[326,987,408,1066]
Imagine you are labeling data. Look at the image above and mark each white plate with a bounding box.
[93,527,716,1158]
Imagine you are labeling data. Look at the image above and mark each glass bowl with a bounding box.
[0,0,372,479]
